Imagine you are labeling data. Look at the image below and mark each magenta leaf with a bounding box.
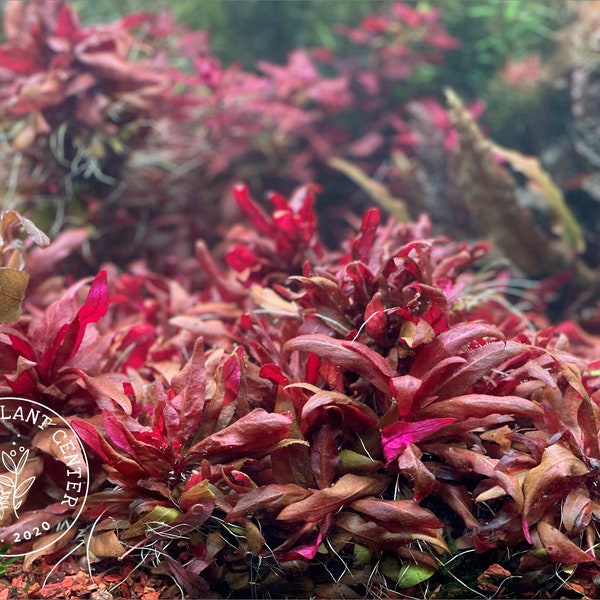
[381,418,456,463]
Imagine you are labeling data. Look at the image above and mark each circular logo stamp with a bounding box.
[0,397,89,558]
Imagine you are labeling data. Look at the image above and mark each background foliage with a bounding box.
[1,1,600,598]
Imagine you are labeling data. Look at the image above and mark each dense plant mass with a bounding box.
[0,188,599,598]
[1,1,600,599]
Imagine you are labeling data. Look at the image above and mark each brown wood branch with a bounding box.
[445,88,599,301]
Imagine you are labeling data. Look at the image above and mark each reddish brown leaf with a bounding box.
[311,418,339,489]
[437,482,481,531]
[0,268,28,322]
[277,474,388,522]
[429,340,527,399]
[283,334,396,393]
[523,444,590,541]
[410,322,505,379]
[88,530,125,558]
[336,511,448,553]
[226,483,311,523]
[300,390,378,435]
[350,497,442,529]
[291,275,353,335]
[537,520,596,563]
[433,446,524,509]
[167,337,208,440]
[189,408,291,461]
[396,444,436,502]
[271,440,314,487]
[562,487,592,536]
[416,394,543,421]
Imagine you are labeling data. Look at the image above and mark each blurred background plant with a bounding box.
[3,0,600,322]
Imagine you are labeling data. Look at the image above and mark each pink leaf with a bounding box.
[381,418,456,463]
[279,529,324,560]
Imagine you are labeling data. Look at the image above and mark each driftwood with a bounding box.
[445,88,599,310]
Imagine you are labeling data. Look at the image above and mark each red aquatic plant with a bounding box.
[0,270,110,410]
[1,179,598,597]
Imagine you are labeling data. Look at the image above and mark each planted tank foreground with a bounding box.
[0,1,600,598]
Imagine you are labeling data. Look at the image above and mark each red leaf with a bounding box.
[364,292,388,345]
[410,322,505,379]
[55,3,82,41]
[283,334,396,393]
[71,418,145,479]
[259,363,289,386]
[300,390,378,436]
[115,322,155,370]
[233,184,272,236]
[226,245,259,271]
[352,208,380,263]
[389,374,421,417]
[43,270,110,375]
[0,48,39,74]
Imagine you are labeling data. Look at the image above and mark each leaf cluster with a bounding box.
[0,186,598,597]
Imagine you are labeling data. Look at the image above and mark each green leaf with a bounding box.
[380,554,436,588]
